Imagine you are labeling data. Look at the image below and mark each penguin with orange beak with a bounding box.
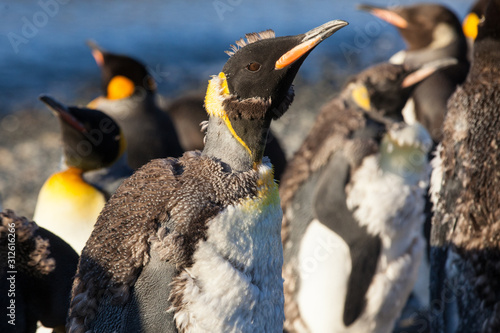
[68,20,348,333]
[358,3,469,142]
[87,42,183,169]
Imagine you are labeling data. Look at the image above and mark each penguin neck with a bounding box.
[201,73,271,172]
[202,115,270,173]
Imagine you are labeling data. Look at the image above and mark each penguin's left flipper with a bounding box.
[313,151,381,326]
[90,248,178,333]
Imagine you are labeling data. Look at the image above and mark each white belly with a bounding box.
[296,155,427,333]
[175,182,285,332]
[297,219,351,333]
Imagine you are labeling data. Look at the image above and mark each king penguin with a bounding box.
[280,63,434,333]
[87,42,183,169]
[0,209,78,333]
[429,1,500,331]
[163,94,288,180]
[33,96,129,253]
[67,20,348,333]
[358,3,469,142]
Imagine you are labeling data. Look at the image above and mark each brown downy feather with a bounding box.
[0,209,55,276]
[69,151,263,332]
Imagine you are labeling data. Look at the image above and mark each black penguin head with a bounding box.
[87,41,156,100]
[476,0,500,42]
[358,3,464,52]
[344,58,459,119]
[221,20,348,119]
[463,0,490,40]
[39,95,126,171]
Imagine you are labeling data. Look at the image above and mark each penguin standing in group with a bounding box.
[163,94,288,180]
[67,20,348,333]
[280,61,443,333]
[87,42,183,169]
[0,209,78,333]
[358,3,469,142]
[34,96,130,253]
[429,0,500,331]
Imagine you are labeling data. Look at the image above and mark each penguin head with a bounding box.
[203,20,347,169]
[39,95,126,171]
[87,41,156,100]
[463,0,489,40]
[219,20,348,119]
[476,0,500,42]
[344,58,459,119]
[358,3,464,52]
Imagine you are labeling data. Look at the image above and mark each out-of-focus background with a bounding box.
[0,0,471,217]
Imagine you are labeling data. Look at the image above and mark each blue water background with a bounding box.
[0,0,472,114]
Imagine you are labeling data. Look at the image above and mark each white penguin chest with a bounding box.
[175,178,285,332]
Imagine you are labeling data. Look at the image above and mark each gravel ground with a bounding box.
[0,72,345,220]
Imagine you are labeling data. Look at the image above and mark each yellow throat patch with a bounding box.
[36,167,106,212]
[204,72,252,158]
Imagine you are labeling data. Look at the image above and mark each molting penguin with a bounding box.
[429,1,500,331]
[87,42,183,169]
[67,20,348,333]
[34,96,129,253]
[163,94,288,180]
[281,63,434,333]
[0,209,78,333]
[358,3,469,142]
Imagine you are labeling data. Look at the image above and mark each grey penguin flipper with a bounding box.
[91,248,178,333]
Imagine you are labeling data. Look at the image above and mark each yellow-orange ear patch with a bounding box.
[463,12,480,40]
[107,76,135,100]
[351,84,371,111]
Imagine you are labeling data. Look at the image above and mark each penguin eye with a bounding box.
[246,62,261,72]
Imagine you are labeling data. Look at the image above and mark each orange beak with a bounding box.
[275,20,348,69]
[358,4,409,29]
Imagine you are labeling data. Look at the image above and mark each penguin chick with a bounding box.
[87,41,183,169]
[0,209,78,333]
[34,95,129,253]
[358,3,470,142]
[281,63,434,333]
[67,20,348,333]
[429,1,500,331]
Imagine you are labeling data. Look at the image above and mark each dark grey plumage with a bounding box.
[87,43,183,169]
[429,1,500,331]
